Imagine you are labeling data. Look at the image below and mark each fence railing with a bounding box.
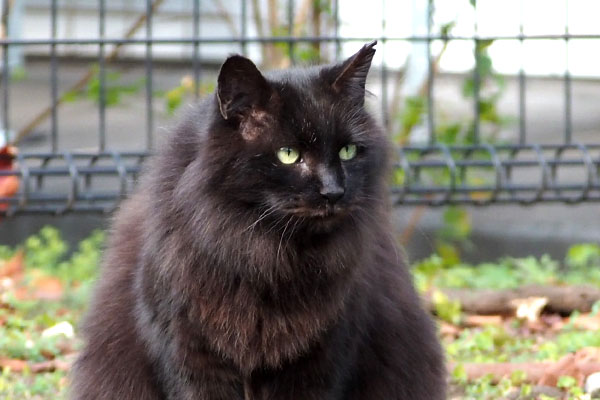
[0,1,598,214]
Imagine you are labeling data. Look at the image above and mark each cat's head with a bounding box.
[205,41,386,232]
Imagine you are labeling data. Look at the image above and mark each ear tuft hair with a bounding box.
[328,41,376,106]
[217,55,271,121]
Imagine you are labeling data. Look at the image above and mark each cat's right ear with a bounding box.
[217,55,272,122]
[325,41,376,106]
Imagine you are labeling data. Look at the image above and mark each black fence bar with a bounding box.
[472,2,480,145]
[1,0,9,143]
[380,1,389,129]
[50,0,58,151]
[1,3,599,213]
[192,0,201,100]
[240,0,247,56]
[0,144,595,215]
[145,0,154,150]
[287,0,295,65]
[98,0,106,150]
[333,0,340,59]
[426,0,435,145]
[3,34,600,46]
[564,0,572,144]
[518,2,526,145]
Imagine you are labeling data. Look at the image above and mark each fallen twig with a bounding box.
[425,285,600,315]
[449,348,600,387]
[0,357,72,373]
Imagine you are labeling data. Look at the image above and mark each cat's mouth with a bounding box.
[287,204,346,219]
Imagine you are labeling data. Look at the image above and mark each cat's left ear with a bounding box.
[326,41,376,105]
[217,55,272,122]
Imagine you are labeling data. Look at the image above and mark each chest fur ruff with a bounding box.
[186,279,346,372]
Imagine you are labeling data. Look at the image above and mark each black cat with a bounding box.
[70,41,446,399]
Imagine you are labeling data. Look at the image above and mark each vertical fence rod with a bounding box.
[380,0,389,130]
[98,0,106,150]
[192,0,201,99]
[287,0,295,65]
[518,0,526,145]
[50,0,58,151]
[472,1,480,145]
[564,0,572,144]
[426,0,435,145]
[145,0,154,150]
[333,0,340,60]
[240,0,247,56]
[1,0,9,145]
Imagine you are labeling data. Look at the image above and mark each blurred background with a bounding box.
[0,2,599,399]
[0,0,597,264]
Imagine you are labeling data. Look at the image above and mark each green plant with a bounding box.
[1,227,599,398]
[393,0,516,261]
[0,227,105,399]
[160,76,216,115]
[566,243,600,269]
[432,289,462,325]
[63,65,144,107]
[413,246,600,293]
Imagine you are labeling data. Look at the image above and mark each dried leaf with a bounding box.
[463,315,503,327]
[0,357,72,373]
[29,358,71,373]
[540,313,565,331]
[0,250,24,280]
[439,321,461,338]
[572,313,600,331]
[30,276,64,300]
[0,175,19,197]
[0,358,28,372]
[0,146,19,212]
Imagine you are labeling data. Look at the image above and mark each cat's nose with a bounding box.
[320,186,345,204]
[316,165,344,204]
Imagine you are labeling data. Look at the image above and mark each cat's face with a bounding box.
[208,42,385,231]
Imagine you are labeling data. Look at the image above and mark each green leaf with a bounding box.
[479,100,500,123]
[566,243,600,269]
[451,363,467,383]
[313,0,332,14]
[398,96,427,134]
[462,77,474,98]
[476,52,493,78]
[556,375,577,389]
[432,290,462,325]
[436,123,462,144]
[294,45,321,63]
[82,65,144,107]
[10,66,27,82]
[391,168,406,186]
[440,22,456,38]
[476,39,494,53]
[62,90,79,103]
[436,242,461,267]
[591,300,600,316]
[439,206,472,242]
[510,369,527,386]
[165,86,185,116]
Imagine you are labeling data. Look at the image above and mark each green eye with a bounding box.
[277,147,300,164]
[339,144,357,161]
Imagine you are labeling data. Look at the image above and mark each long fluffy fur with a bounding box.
[70,49,446,399]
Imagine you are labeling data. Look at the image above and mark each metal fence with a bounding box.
[0,0,599,214]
